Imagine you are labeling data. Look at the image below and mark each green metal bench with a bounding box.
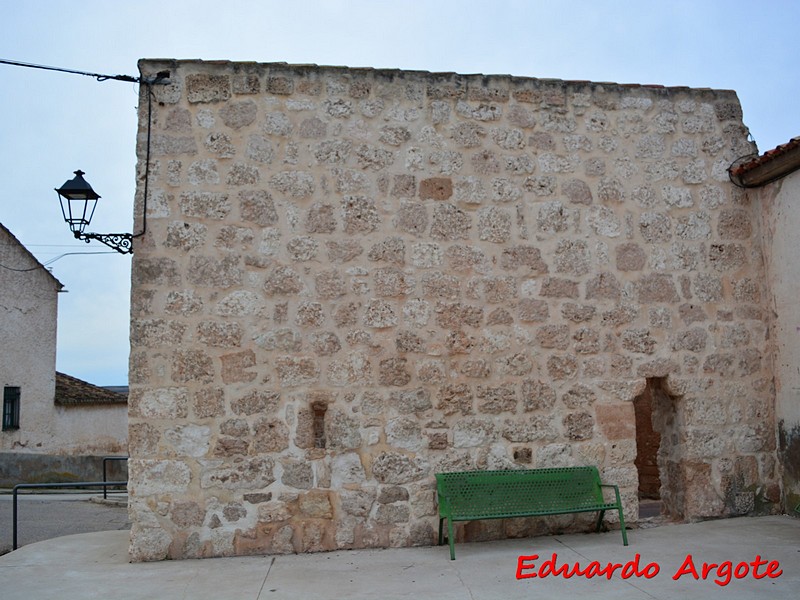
[436,466,628,559]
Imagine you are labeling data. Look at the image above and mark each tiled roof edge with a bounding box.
[729,137,800,187]
[55,372,128,406]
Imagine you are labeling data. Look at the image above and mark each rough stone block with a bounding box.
[536,324,570,350]
[372,452,429,484]
[385,417,424,450]
[200,457,275,490]
[430,203,471,240]
[502,415,557,442]
[709,243,747,272]
[379,357,412,387]
[133,258,181,286]
[595,404,635,440]
[518,298,549,322]
[500,246,549,273]
[231,390,280,416]
[388,388,432,414]
[477,206,512,243]
[220,350,258,384]
[172,350,215,384]
[434,302,483,328]
[186,74,231,103]
[621,329,657,354]
[219,100,257,129]
[253,417,290,452]
[342,196,381,234]
[275,356,319,386]
[187,256,242,289]
[394,201,429,236]
[636,273,679,303]
[131,319,187,348]
[547,355,579,380]
[264,265,304,296]
[197,321,243,348]
[563,412,594,441]
[476,384,518,414]
[436,384,474,416]
[421,271,459,299]
[539,277,579,299]
[270,171,315,198]
[616,243,646,271]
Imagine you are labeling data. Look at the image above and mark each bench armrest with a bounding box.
[436,486,452,516]
[599,483,623,506]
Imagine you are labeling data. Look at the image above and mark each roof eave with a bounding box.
[731,139,800,188]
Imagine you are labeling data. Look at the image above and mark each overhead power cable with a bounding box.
[0,251,117,272]
[0,58,168,84]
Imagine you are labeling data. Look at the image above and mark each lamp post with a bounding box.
[55,170,133,254]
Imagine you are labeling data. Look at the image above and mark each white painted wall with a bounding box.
[53,404,128,454]
[0,225,128,455]
[0,225,61,452]
[761,173,800,424]
[758,170,800,506]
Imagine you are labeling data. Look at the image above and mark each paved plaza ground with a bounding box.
[0,513,798,599]
[0,491,129,555]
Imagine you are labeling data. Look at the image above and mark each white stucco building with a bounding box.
[0,223,127,484]
[0,223,63,450]
[732,137,800,514]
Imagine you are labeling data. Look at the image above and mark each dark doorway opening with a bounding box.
[633,377,679,520]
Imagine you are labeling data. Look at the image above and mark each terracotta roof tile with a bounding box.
[730,136,800,178]
[54,372,127,406]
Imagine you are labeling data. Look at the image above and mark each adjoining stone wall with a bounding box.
[128,59,780,561]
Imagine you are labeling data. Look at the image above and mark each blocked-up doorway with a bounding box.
[634,378,682,520]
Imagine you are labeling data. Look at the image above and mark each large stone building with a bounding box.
[128,59,785,561]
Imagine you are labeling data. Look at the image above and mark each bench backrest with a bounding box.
[436,467,606,515]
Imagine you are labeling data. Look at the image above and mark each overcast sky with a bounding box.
[0,0,797,386]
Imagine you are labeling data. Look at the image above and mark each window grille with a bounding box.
[2,386,20,430]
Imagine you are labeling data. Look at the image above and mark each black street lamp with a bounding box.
[55,170,133,254]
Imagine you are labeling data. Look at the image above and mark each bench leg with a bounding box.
[618,509,629,546]
[438,517,444,545]
[448,518,456,560]
[595,509,606,532]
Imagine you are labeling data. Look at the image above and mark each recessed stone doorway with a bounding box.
[634,377,681,521]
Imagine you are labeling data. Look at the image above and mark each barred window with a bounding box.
[2,386,20,431]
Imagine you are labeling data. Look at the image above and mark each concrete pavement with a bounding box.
[0,515,798,599]
[0,492,130,555]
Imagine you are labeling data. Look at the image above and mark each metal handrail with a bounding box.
[12,481,127,550]
[102,456,128,499]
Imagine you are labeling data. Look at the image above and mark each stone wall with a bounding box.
[128,59,780,561]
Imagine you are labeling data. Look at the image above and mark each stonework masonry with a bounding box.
[128,59,780,561]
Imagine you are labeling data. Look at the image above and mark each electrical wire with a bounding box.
[0,262,41,272]
[134,81,155,239]
[43,252,118,265]
[0,58,140,83]
[0,251,117,272]
[0,58,169,250]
